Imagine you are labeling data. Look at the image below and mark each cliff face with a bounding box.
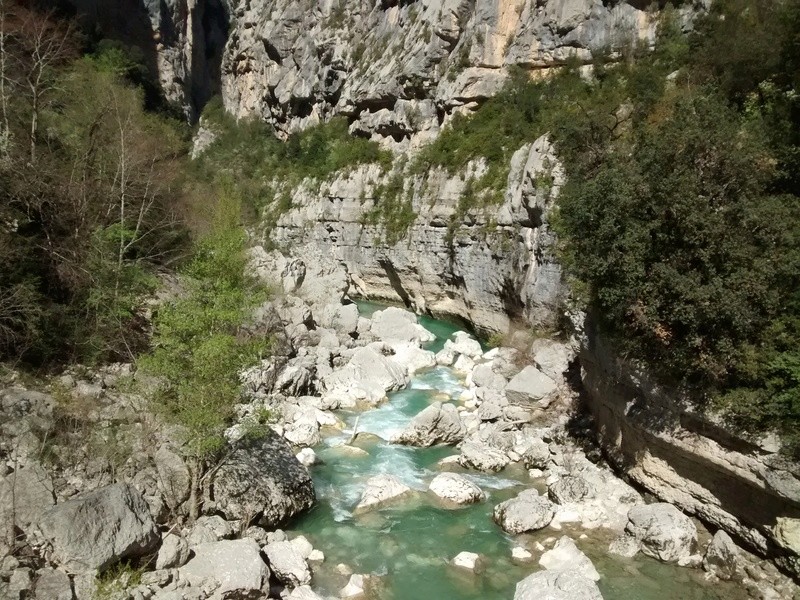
[270,134,564,334]
[220,0,683,145]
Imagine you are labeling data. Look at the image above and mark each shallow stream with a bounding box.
[289,303,749,600]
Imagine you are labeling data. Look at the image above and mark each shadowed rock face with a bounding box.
[208,430,315,528]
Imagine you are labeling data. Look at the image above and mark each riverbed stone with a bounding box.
[394,402,465,447]
[369,307,434,344]
[549,475,593,504]
[35,483,158,573]
[608,534,640,558]
[428,473,485,505]
[264,539,312,586]
[355,475,412,513]
[539,536,600,581]
[505,366,558,408]
[493,489,556,534]
[702,530,742,581]
[180,539,269,596]
[458,440,510,473]
[625,503,697,563]
[451,551,484,573]
[514,570,603,600]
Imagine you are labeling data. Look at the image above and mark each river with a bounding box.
[288,303,749,600]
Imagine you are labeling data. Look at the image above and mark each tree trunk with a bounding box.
[188,457,203,523]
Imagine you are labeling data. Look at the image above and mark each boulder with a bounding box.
[354,475,412,513]
[321,345,409,406]
[209,432,315,527]
[702,530,742,581]
[451,551,484,572]
[522,439,551,469]
[0,462,54,534]
[264,540,312,586]
[386,341,436,375]
[318,302,359,335]
[428,473,485,505]
[505,366,558,408]
[458,440,510,473]
[369,307,435,344]
[33,568,72,600]
[514,570,603,600]
[156,533,190,569]
[493,489,556,534]
[539,536,600,581]
[296,448,317,467]
[154,446,190,511]
[288,586,325,600]
[35,483,158,573]
[549,475,593,504]
[443,332,483,359]
[180,539,269,597]
[393,402,465,447]
[625,503,697,563]
[531,339,574,380]
[340,573,370,598]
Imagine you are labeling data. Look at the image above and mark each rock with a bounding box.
[35,483,159,572]
[288,586,325,600]
[7,568,32,599]
[608,535,640,558]
[522,439,551,469]
[458,440,510,473]
[451,551,484,573]
[625,503,697,563]
[774,517,800,553]
[444,332,483,359]
[189,515,233,545]
[539,536,600,581]
[505,366,558,408]
[318,302,359,335]
[296,448,318,467]
[428,473,485,505]
[154,446,190,510]
[308,549,325,562]
[511,546,533,562]
[209,431,315,527]
[386,341,436,374]
[493,489,556,534]
[702,530,742,581]
[180,539,269,597]
[34,567,72,600]
[340,574,369,598]
[0,462,54,534]
[549,475,593,504]
[354,475,412,513]
[531,339,574,380]
[264,540,312,586]
[322,345,409,406]
[243,526,268,545]
[514,570,603,600]
[393,402,465,447]
[369,308,434,344]
[156,533,190,569]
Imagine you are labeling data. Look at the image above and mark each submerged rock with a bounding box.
[394,402,465,447]
[35,483,158,573]
[428,473,485,505]
[355,475,412,513]
[493,489,555,534]
[625,503,697,563]
[514,570,604,600]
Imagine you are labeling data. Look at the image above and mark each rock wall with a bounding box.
[269,134,565,334]
[579,320,800,577]
[222,0,703,145]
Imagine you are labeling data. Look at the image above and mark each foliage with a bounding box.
[363,171,417,244]
[192,104,391,222]
[549,0,800,452]
[140,189,269,461]
[0,23,187,366]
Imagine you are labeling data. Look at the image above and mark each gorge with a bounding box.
[1,0,799,599]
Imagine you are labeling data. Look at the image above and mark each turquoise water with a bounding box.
[289,306,748,600]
